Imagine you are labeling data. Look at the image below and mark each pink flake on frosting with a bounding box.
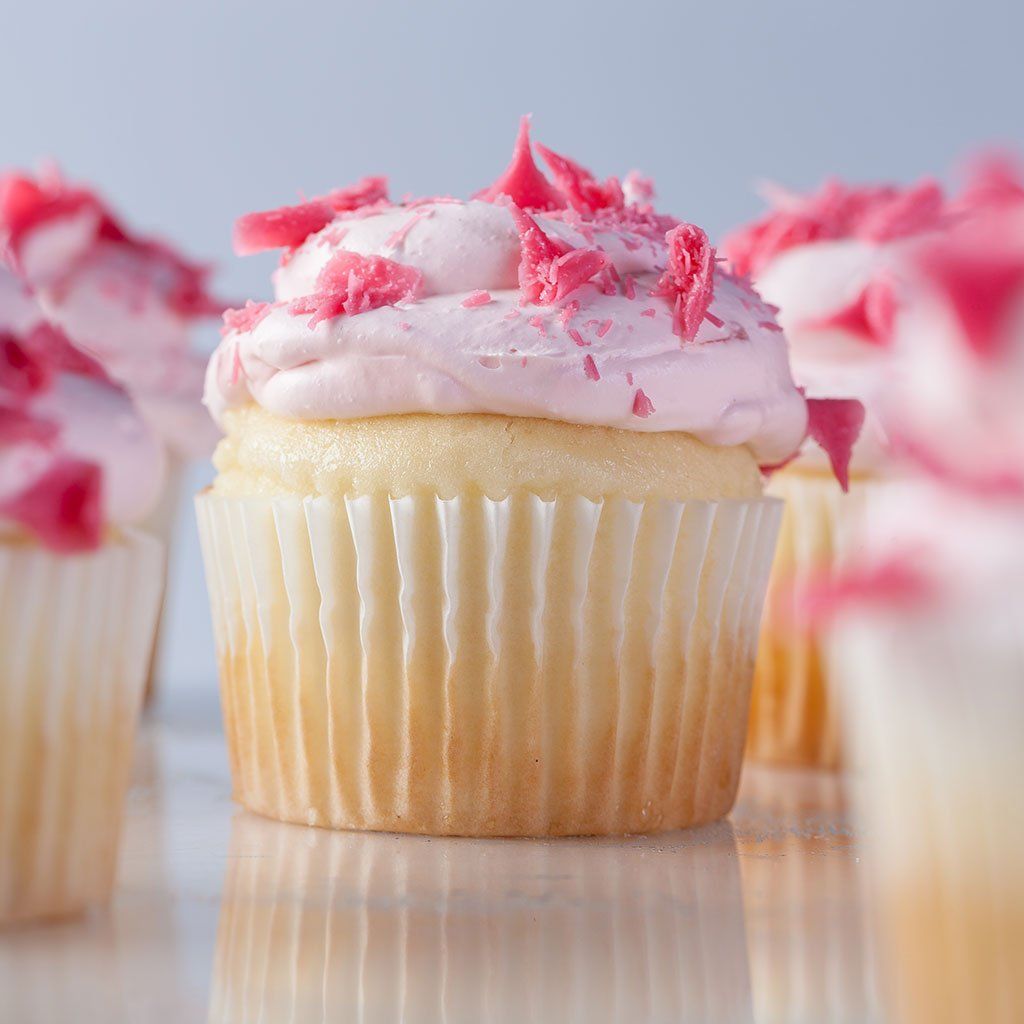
[625,371,634,386]
[653,223,716,341]
[233,200,335,256]
[461,290,492,308]
[509,205,609,305]
[640,308,656,318]
[503,309,521,321]
[398,321,412,332]
[723,178,946,277]
[704,311,725,329]
[596,319,613,338]
[475,117,565,211]
[221,300,274,337]
[805,397,866,492]
[623,275,637,300]
[534,142,624,214]
[583,354,600,381]
[632,388,655,418]
[568,328,589,347]
[800,275,896,347]
[0,455,103,553]
[386,208,430,249]
[559,300,580,327]
[289,251,423,327]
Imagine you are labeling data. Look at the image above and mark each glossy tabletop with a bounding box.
[0,696,882,1023]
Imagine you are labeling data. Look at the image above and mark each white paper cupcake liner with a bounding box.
[749,470,887,768]
[834,605,1024,1023]
[208,811,753,1023]
[197,490,782,836]
[0,531,164,924]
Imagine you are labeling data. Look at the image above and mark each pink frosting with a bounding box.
[0,169,224,459]
[0,268,165,549]
[207,125,809,464]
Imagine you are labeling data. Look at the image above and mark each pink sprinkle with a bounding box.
[757,319,785,333]
[625,371,634,385]
[534,142,623,215]
[623,275,637,300]
[623,236,643,252]
[461,290,492,308]
[583,354,600,381]
[528,313,548,338]
[521,356,528,367]
[503,309,521,321]
[640,308,656,318]
[596,319,613,338]
[632,389,655,418]
[568,328,589,347]
[398,322,412,331]
[704,311,725,328]
[559,299,580,327]
[221,300,273,337]
[386,208,429,249]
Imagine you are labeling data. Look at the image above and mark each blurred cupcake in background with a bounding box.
[828,159,1024,1024]
[0,168,225,697]
[0,267,164,924]
[723,175,946,767]
[197,119,856,837]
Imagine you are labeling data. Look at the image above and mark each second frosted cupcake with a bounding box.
[198,121,831,836]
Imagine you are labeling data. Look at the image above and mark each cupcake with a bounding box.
[0,267,165,924]
[827,170,1024,1023]
[0,168,224,695]
[198,118,846,836]
[723,176,945,767]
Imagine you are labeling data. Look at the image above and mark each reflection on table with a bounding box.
[208,813,754,1024]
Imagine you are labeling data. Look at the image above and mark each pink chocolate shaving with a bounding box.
[632,388,655,418]
[509,205,609,305]
[534,142,623,214]
[233,200,334,256]
[461,290,492,308]
[289,251,423,327]
[653,223,716,341]
[582,354,600,381]
[475,116,565,211]
[805,397,866,492]
[319,176,389,213]
[221,300,274,336]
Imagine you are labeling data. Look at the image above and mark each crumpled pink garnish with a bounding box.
[534,143,623,214]
[233,200,335,256]
[651,223,716,341]
[509,205,609,305]
[913,226,1024,361]
[622,170,655,203]
[289,251,423,327]
[0,456,103,553]
[475,116,565,211]
[632,388,655,418]
[1,331,51,397]
[795,556,935,629]
[723,178,946,278]
[221,300,275,336]
[0,172,98,264]
[800,274,896,347]
[805,397,866,491]
[319,175,389,213]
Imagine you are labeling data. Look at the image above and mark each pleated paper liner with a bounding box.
[197,490,782,836]
[208,811,753,1023]
[835,606,1024,1024]
[0,531,164,925]
[748,469,886,769]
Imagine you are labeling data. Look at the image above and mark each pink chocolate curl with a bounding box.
[233,200,335,256]
[509,206,608,305]
[805,397,866,492]
[534,143,623,214]
[320,175,389,212]
[475,117,565,211]
[653,223,716,341]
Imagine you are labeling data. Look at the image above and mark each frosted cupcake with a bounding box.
[0,169,224,693]
[829,172,1024,1023]
[198,120,848,836]
[0,268,164,924]
[723,176,946,767]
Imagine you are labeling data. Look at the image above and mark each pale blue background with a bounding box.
[4,0,1022,707]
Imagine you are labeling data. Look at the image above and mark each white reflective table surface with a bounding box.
[0,698,882,1023]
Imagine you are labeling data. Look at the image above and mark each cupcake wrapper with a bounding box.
[0,532,164,925]
[835,610,1024,1023]
[209,812,753,1023]
[748,471,884,769]
[197,490,781,836]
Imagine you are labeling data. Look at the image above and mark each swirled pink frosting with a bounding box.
[207,122,809,465]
